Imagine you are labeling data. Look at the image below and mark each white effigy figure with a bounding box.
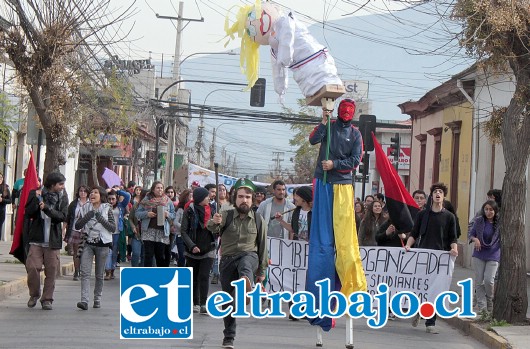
[224,0,344,104]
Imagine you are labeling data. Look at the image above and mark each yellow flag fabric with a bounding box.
[333,184,367,294]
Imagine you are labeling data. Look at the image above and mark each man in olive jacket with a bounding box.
[207,178,268,349]
[25,172,68,310]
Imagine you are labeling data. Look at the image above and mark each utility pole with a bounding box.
[209,128,216,169]
[195,117,204,166]
[272,151,284,178]
[157,2,204,186]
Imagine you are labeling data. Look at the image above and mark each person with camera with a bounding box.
[181,187,217,314]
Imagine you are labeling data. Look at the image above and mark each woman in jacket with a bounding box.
[181,188,216,314]
[128,188,146,267]
[64,185,90,280]
[75,186,115,310]
[0,172,12,241]
[173,189,191,267]
[135,181,176,267]
[358,201,384,246]
[469,200,501,313]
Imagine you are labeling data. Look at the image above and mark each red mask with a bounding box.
[338,100,356,122]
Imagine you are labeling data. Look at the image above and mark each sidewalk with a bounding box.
[0,241,75,302]
[1,240,528,348]
[447,262,530,349]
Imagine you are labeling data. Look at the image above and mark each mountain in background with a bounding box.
[160,4,472,176]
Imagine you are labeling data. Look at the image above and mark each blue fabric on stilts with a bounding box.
[306,178,336,331]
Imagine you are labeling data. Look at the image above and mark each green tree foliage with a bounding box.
[0,0,132,177]
[452,0,529,323]
[284,99,320,183]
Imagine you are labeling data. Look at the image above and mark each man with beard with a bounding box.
[257,180,295,239]
[208,178,268,349]
[405,182,458,334]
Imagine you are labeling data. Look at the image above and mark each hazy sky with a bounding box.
[113,1,410,58]
[107,1,468,177]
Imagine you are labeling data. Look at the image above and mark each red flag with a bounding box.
[371,132,419,233]
[9,151,39,264]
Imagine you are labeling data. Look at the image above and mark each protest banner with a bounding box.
[265,240,455,304]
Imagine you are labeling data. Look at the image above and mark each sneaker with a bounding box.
[77,302,88,310]
[222,337,234,348]
[93,300,101,309]
[41,301,53,310]
[27,296,39,308]
[200,305,207,314]
[388,312,397,321]
[211,275,219,284]
[412,313,420,327]
[173,260,178,266]
[426,326,439,334]
[193,305,200,313]
[73,270,79,281]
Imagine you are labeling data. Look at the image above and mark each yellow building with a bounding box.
[399,70,474,262]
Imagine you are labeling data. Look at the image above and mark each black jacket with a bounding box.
[181,203,216,257]
[25,189,69,249]
[309,119,363,184]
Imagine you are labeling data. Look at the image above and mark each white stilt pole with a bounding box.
[316,327,323,347]
[345,317,354,349]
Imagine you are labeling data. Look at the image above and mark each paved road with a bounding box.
[0,268,490,349]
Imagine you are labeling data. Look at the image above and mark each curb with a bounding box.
[443,317,512,349]
[0,261,75,303]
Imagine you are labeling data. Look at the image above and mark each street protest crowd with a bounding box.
[4,101,502,349]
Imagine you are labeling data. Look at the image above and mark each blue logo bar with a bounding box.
[120,267,193,339]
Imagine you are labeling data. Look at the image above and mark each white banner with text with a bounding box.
[265,240,455,304]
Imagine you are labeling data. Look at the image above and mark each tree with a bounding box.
[452,0,529,323]
[284,99,320,183]
[0,0,132,177]
[76,71,136,186]
[0,91,17,150]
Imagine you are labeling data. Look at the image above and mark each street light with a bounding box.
[179,51,238,66]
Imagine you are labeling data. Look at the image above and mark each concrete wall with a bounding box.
[471,69,529,271]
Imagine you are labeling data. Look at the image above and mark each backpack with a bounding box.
[220,210,263,237]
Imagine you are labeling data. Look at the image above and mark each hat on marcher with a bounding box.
[255,186,267,194]
[233,178,257,192]
[193,187,209,204]
[295,186,313,203]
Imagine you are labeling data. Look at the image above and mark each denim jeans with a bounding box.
[186,257,214,306]
[80,244,109,304]
[131,236,143,267]
[105,234,119,270]
[143,240,167,267]
[211,238,220,276]
[219,252,258,340]
[175,235,186,267]
[472,257,499,311]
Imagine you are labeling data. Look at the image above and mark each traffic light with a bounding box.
[359,114,377,151]
[358,153,369,174]
[250,78,266,107]
[390,133,400,166]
